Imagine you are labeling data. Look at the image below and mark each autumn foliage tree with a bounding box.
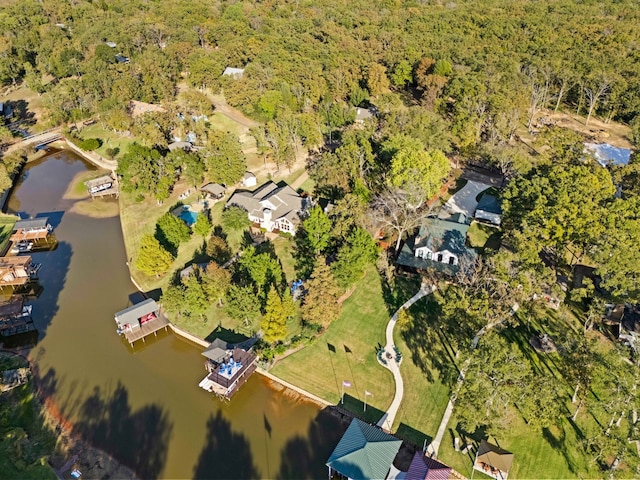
[135,234,174,276]
[260,288,289,343]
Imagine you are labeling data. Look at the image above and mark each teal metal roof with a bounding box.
[326,418,402,480]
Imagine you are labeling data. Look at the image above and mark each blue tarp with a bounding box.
[585,143,632,167]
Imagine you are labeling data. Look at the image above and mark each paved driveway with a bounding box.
[440,180,492,218]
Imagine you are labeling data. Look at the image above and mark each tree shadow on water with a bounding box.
[276,407,348,480]
[72,382,173,479]
[193,411,261,479]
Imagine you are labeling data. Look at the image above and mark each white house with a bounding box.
[226,181,311,235]
[396,214,476,275]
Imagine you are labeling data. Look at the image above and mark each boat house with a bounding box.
[198,338,258,399]
[114,298,169,346]
[11,217,53,245]
[0,256,40,289]
[85,174,119,198]
[0,297,34,338]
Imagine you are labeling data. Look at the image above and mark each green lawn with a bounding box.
[392,296,451,443]
[75,123,137,161]
[271,236,296,284]
[0,214,18,254]
[119,184,209,292]
[467,221,502,251]
[271,268,421,423]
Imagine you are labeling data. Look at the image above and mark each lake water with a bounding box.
[6,151,342,479]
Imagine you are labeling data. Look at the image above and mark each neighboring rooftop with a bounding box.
[475,194,502,215]
[405,452,452,480]
[14,217,50,231]
[326,418,402,480]
[200,183,226,197]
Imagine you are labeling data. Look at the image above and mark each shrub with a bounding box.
[80,138,100,151]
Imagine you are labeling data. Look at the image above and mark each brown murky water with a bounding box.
[7,152,342,479]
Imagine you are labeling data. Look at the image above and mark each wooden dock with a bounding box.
[122,313,170,345]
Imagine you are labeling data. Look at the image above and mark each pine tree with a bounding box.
[193,213,212,237]
[301,256,341,328]
[135,234,174,276]
[260,288,288,343]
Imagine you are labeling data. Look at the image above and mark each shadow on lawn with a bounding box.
[399,301,460,385]
[381,274,422,315]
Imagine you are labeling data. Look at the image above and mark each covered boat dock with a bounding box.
[85,174,119,199]
[198,339,258,399]
[0,296,34,337]
[10,217,56,250]
[114,298,169,346]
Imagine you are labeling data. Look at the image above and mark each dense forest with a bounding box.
[1,0,640,139]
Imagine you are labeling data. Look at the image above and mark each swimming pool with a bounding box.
[179,209,199,226]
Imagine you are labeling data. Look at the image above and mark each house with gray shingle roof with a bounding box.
[326,418,402,480]
[226,181,311,236]
[396,215,476,275]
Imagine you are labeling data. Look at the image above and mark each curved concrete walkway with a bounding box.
[377,283,435,432]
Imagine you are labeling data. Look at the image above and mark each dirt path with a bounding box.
[176,83,259,131]
[527,109,633,149]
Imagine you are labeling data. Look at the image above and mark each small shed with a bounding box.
[474,194,502,226]
[222,67,245,79]
[474,440,514,480]
[114,298,159,331]
[200,183,226,199]
[242,172,257,187]
[405,452,452,480]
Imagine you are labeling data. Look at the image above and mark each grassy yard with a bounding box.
[392,296,452,444]
[0,213,18,254]
[467,221,502,251]
[119,184,209,292]
[271,268,422,423]
[75,123,137,161]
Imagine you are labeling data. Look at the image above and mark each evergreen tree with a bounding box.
[301,256,341,329]
[260,288,288,343]
[225,284,262,328]
[302,205,331,255]
[135,234,174,276]
[156,212,190,250]
[193,212,212,237]
[332,227,379,288]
